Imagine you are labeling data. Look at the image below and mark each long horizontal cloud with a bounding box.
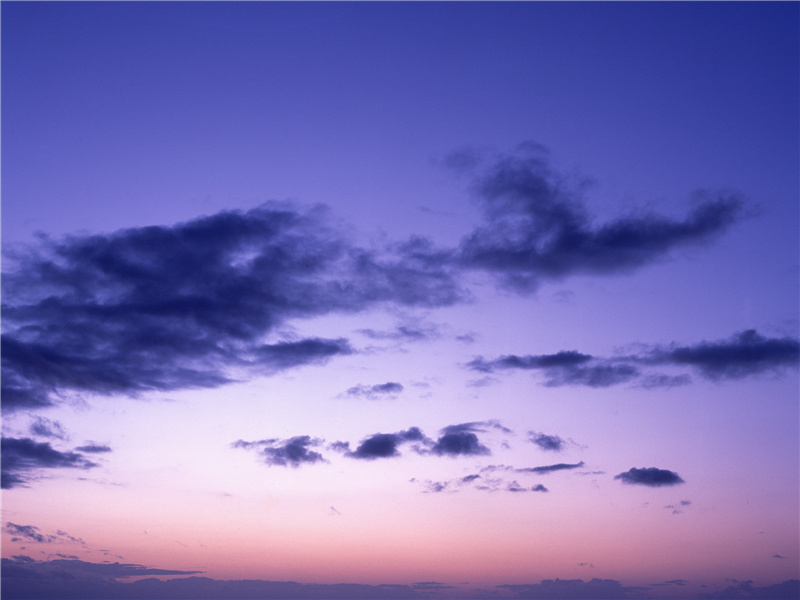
[468,329,799,387]
[1,437,98,489]
[1,203,462,412]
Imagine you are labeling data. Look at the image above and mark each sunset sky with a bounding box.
[2,2,798,599]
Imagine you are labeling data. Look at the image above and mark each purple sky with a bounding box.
[2,3,798,600]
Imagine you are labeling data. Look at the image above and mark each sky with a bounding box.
[1,2,798,600]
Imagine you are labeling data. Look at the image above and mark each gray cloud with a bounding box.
[615,467,684,487]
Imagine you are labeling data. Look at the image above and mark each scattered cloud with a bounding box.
[3,523,85,546]
[347,428,428,460]
[468,330,798,387]
[518,461,585,475]
[1,438,98,489]
[74,444,112,454]
[232,436,327,468]
[615,467,684,487]
[344,382,404,400]
[28,417,68,440]
[528,431,566,452]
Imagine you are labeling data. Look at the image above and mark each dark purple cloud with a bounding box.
[519,461,585,475]
[658,329,800,380]
[1,203,462,412]
[615,467,684,487]
[452,143,744,293]
[467,330,798,388]
[1,438,98,489]
[347,428,427,460]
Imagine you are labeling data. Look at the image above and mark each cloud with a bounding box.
[232,436,327,468]
[656,329,800,380]
[74,444,112,454]
[28,417,68,440]
[1,437,98,489]
[467,353,639,388]
[451,143,744,292]
[496,577,642,599]
[615,467,685,487]
[432,432,490,457]
[699,579,800,599]
[1,557,422,600]
[528,432,566,452]
[3,523,85,546]
[467,330,798,388]
[347,428,428,460]
[1,203,463,412]
[344,382,404,400]
[518,461,585,475]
